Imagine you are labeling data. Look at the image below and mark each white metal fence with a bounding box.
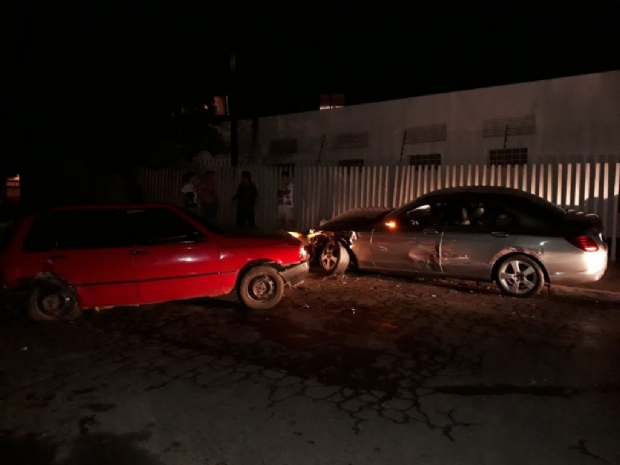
[138,162,620,260]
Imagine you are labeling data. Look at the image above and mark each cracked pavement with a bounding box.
[1,273,619,464]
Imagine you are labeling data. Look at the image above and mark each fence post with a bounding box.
[612,163,619,261]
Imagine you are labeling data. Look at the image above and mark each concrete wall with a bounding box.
[239,70,620,166]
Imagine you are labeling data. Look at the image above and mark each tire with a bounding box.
[495,254,545,298]
[28,277,82,321]
[237,266,285,310]
[318,241,350,275]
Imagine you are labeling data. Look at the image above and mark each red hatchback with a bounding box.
[0,205,309,321]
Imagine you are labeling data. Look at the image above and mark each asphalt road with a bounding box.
[1,273,619,465]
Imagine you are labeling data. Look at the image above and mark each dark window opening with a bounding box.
[409,154,442,168]
[332,132,369,150]
[404,124,447,144]
[489,148,528,166]
[320,93,345,110]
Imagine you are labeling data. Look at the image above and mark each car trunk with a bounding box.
[562,212,607,249]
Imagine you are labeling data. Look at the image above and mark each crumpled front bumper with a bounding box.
[279,261,309,287]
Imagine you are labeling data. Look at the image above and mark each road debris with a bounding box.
[380,323,399,330]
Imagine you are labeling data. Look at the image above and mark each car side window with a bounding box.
[401,202,446,228]
[23,214,58,252]
[444,200,518,230]
[129,208,205,245]
[24,209,134,252]
[56,210,134,249]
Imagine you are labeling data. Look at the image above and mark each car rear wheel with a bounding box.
[495,254,544,298]
[318,241,350,275]
[28,277,82,321]
[237,266,285,310]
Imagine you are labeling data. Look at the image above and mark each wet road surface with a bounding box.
[1,273,619,464]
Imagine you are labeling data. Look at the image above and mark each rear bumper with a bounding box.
[280,261,309,286]
[548,250,608,285]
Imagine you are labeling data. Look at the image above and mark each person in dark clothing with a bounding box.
[181,172,198,213]
[232,171,259,228]
[198,170,219,222]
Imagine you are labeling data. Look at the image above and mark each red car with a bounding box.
[0,204,308,321]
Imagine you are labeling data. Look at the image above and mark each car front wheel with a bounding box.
[237,266,285,310]
[495,254,544,298]
[318,241,350,275]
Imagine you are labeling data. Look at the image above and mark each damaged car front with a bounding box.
[297,207,393,274]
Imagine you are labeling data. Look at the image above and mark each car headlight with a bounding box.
[299,245,308,261]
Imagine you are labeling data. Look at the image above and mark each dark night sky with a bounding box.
[3,1,620,165]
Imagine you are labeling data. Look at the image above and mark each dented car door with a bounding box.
[370,202,445,274]
[440,198,519,279]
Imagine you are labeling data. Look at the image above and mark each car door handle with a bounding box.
[49,254,67,261]
[423,229,439,235]
[492,232,509,238]
[131,250,149,255]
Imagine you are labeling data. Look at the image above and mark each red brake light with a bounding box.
[567,235,599,252]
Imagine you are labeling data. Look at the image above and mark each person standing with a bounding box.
[198,170,219,223]
[181,172,198,213]
[232,171,259,228]
[277,171,294,230]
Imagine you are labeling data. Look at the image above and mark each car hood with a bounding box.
[317,207,394,232]
[218,228,302,246]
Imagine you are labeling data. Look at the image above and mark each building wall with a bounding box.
[239,70,620,166]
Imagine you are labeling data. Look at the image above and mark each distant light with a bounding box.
[385,221,397,229]
[320,93,345,110]
[288,231,302,239]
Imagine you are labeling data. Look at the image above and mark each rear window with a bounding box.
[523,195,566,215]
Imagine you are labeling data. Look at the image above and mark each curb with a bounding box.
[549,285,620,303]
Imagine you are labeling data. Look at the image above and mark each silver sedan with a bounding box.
[305,187,608,297]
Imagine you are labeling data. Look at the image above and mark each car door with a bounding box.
[370,200,446,273]
[439,197,519,279]
[128,207,221,303]
[22,208,139,307]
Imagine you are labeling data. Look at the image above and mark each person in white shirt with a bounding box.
[277,171,294,230]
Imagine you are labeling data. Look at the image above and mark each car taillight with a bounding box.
[567,235,599,252]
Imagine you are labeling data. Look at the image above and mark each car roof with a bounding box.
[44,204,178,212]
[418,186,540,201]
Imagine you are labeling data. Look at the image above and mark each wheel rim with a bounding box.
[248,274,277,302]
[498,259,538,295]
[320,243,338,270]
[36,282,72,318]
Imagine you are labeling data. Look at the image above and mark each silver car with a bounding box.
[306,187,608,297]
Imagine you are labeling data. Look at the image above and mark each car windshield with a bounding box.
[182,210,226,234]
